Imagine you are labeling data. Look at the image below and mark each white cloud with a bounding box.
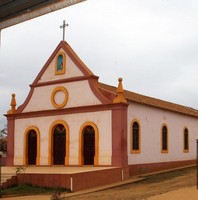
[1,0,198,128]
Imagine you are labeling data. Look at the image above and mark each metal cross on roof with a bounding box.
[60,20,69,41]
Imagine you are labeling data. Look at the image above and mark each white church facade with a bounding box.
[5,41,197,178]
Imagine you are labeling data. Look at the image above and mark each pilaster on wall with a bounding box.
[112,103,128,166]
[6,116,15,166]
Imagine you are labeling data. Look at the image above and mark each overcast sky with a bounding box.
[1,0,198,129]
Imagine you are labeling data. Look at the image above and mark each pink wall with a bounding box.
[128,102,198,165]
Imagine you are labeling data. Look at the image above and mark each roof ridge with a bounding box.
[99,82,198,117]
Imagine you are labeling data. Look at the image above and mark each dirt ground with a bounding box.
[148,187,198,200]
[65,166,197,200]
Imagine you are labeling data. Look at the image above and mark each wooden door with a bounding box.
[28,130,37,165]
[83,126,95,165]
[53,124,66,165]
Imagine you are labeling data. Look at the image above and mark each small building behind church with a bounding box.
[5,40,197,189]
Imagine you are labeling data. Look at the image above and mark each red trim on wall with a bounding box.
[61,41,94,76]
[5,103,120,120]
[6,116,15,166]
[99,87,116,102]
[31,75,97,88]
[17,75,111,113]
[32,42,65,85]
[32,41,94,85]
[17,87,35,113]
[111,103,128,166]
[17,167,129,191]
[88,78,112,104]
[129,159,196,176]
[15,41,112,113]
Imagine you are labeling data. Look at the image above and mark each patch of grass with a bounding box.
[1,184,69,197]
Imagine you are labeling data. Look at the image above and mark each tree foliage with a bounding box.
[0,125,7,152]
[0,125,7,138]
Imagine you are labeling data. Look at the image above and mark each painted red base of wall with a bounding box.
[3,160,195,191]
[17,167,129,192]
[2,176,17,189]
[1,157,7,166]
[129,160,196,176]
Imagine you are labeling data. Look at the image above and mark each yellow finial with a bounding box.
[113,78,127,103]
[7,93,17,114]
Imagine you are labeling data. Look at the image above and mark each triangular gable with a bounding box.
[16,41,111,113]
[32,41,94,85]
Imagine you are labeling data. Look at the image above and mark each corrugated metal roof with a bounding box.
[0,0,86,29]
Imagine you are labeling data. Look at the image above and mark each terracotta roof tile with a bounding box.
[99,82,198,118]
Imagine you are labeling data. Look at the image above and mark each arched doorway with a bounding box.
[83,126,95,165]
[27,130,37,165]
[53,124,66,165]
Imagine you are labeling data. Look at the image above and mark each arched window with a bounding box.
[27,130,37,165]
[24,126,40,166]
[184,128,189,152]
[55,52,66,75]
[83,126,95,165]
[48,120,69,166]
[57,54,63,71]
[131,121,140,153]
[53,124,66,165]
[79,122,99,166]
[161,125,168,153]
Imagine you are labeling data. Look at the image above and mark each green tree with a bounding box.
[0,125,7,152]
[0,125,7,139]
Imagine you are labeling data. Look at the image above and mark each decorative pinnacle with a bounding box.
[7,93,17,114]
[113,77,127,103]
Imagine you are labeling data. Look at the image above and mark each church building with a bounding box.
[5,40,197,180]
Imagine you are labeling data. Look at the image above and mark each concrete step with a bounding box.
[1,173,16,184]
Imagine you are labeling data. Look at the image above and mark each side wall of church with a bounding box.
[13,110,112,166]
[127,102,197,165]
